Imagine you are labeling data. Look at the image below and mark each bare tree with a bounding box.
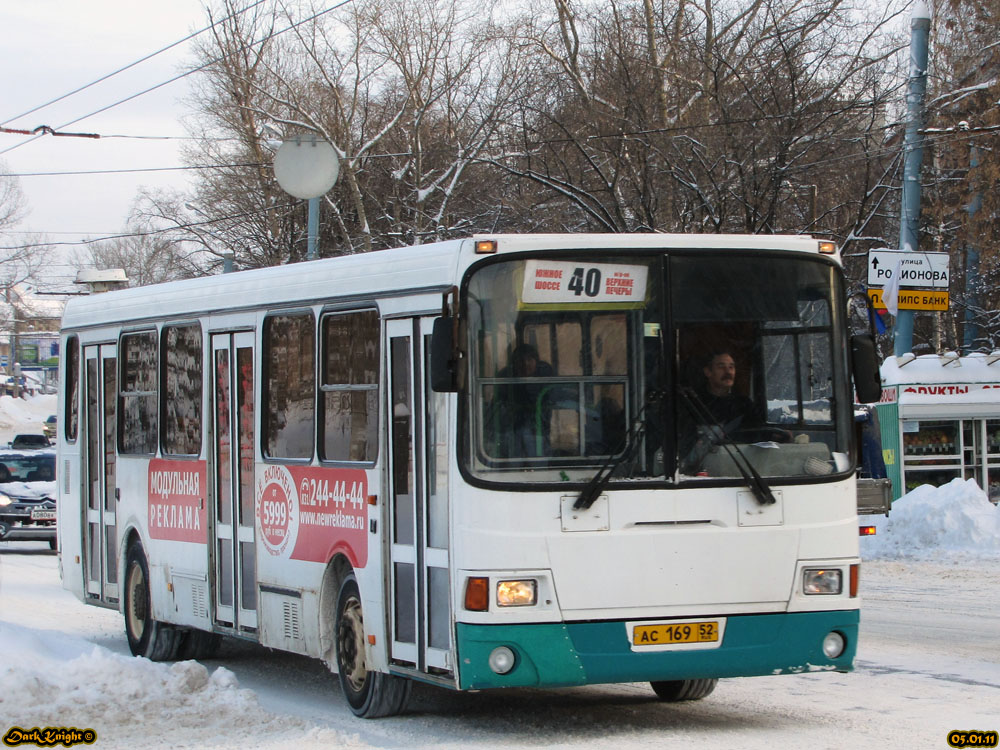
[72,224,205,289]
[140,0,910,279]
[489,0,904,242]
[0,165,26,231]
[0,164,53,293]
[916,0,1000,350]
[145,0,526,264]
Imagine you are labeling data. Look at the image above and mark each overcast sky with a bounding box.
[0,0,210,288]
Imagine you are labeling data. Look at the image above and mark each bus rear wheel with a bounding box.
[334,574,410,718]
[124,544,182,661]
[650,678,718,702]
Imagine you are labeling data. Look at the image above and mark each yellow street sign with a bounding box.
[868,288,949,311]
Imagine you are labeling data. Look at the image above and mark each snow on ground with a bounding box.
[1,391,998,748]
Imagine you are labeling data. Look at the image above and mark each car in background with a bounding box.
[10,434,51,450]
[0,450,57,550]
[43,415,57,440]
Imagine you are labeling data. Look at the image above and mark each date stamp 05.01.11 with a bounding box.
[947,730,998,748]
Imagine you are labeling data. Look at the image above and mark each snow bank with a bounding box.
[0,393,56,443]
[0,620,365,749]
[0,621,248,723]
[861,478,1000,560]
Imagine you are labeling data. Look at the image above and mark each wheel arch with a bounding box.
[319,553,355,668]
[120,525,144,614]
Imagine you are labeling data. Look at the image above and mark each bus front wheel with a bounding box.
[124,544,182,661]
[650,678,718,702]
[334,574,410,718]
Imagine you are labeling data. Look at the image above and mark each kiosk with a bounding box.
[876,353,1000,503]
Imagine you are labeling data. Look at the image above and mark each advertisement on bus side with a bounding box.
[256,465,368,567]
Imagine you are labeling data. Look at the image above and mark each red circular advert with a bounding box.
[257,465,296,556]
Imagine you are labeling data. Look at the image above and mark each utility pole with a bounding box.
[3,284,12,397]
[963,145,983,350]
[895,1,931,356]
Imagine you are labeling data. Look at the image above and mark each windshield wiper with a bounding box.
[574,389,662,511]
[679,387,776,506]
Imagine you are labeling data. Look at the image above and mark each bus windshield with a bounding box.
[463,251,852,486]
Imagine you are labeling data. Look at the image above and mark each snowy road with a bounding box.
[1,542,998,750]
[860,558,1000,667]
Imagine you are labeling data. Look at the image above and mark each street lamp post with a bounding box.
[273,135,340,261]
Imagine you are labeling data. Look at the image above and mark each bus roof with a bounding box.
[61,233,836,330]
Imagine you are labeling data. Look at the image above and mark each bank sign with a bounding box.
[867,249,949,289]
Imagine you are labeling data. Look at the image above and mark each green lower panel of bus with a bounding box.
[455,610,858,690]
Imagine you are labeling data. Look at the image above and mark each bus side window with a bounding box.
[65,336,80,442]
[119,330,158,455]
[263,312,316,460]
[162,323,203,456]
[320,309,379,462]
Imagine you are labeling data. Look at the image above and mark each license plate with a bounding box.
[632,620,720,647]
[30,509,56,521]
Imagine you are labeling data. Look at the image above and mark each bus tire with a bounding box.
[335,574,410,718]
[124,543,182,661]
[177,629,223,661]
[650,678,718,702]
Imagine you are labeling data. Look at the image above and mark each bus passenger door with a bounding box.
[386,317,453,675]
[210,332,258,633]
[83,343,118,603]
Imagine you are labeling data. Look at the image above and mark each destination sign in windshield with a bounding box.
[521,260,648,305]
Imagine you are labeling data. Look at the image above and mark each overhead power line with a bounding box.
[0,0,357,159]
[8,162,265,178]
[0,0,272,128]
[0,201,299,251]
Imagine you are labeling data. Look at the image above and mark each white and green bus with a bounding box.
[57,233,880,717]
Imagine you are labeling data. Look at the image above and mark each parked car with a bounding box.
[10,434,51,450]
[0,450,57,550]
[43,415,57,439]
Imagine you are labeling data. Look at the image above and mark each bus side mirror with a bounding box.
[431,316,457,392]
[851,334,882,403]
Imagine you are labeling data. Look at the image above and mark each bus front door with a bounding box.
[82,343,118,604]
[210,332,258,633]
[386,317,453,676]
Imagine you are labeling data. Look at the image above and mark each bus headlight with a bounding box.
[496,579,537,607]
[0,494,11,507]
[803,568,842,595]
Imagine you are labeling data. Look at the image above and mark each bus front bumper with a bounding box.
[455,609,858,690]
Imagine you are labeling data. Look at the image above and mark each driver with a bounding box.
[679,349,760,473]
[698,350,757,429]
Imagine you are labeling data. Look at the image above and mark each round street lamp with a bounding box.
[273,135,340,261]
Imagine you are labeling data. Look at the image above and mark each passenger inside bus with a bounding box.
[489,343,555,458]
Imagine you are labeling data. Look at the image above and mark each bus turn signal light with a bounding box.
[465,577,489,611]
[859,525,876,536]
